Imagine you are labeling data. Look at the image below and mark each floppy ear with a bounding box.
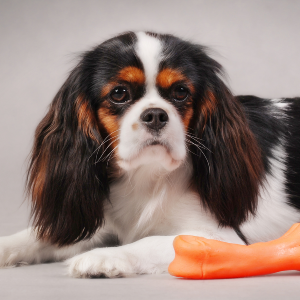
[27,64,109,246]
[190,75,264,228]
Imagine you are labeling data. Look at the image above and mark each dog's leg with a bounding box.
[66,235,177,278]
[66,227,245,278]
[0,227,105,267]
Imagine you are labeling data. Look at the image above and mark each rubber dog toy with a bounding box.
[168,223,300,279]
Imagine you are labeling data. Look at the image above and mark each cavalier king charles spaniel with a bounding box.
[0,31,299,278]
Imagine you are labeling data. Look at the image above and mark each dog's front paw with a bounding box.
[66,248,137,278]
[0,237,22,268]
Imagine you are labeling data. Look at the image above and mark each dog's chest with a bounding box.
[104,164,203,244]
[105,179,178,243]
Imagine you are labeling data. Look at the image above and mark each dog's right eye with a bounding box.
[110,86,130,103]
[172,85,189,102]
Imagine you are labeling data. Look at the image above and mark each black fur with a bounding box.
[157,34,264,228]
[285,98,300,210]
[27,31,300,247]
[237,95,286,173]
[27,64,109,246]
[27,32,143,246]
[237,96,300,213]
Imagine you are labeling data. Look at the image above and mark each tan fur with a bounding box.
[156,68,194,93]
[98,106,120,150]
[118,66,145,84]
[76,96,99,142]
[101,67,145,98]
[182,106,193,131]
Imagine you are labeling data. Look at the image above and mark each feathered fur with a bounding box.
[0,31,299,278]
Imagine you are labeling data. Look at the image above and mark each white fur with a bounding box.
[240,144,300,243]
[118,32,186,171]
[271,98,290,109]
[135,32,161,88]
[0,228,104,267]
[0,144,297,278]
[0,33,299,278]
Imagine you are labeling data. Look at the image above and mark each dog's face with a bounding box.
[91,32,204,171]
[28,31,264,246]
[97,33,188,171]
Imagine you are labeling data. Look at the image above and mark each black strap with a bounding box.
[233,226,250,245]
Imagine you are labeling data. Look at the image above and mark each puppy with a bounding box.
[0,31,299,278]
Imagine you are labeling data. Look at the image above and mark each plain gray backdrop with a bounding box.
[0,0,300,299]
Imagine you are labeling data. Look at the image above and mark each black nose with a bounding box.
[140,108,169,131]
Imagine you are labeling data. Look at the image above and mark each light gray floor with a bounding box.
[0,264,299,300]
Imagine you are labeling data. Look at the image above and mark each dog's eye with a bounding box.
[110,86,129,103]
[172,86,189,101]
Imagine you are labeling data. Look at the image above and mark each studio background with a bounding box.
[1,0,300,236]
[0,0,299,252]
[1,1,300,299]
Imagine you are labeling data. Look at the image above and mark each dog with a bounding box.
[0,31,299,278]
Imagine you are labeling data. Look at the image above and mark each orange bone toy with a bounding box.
[168,223,300,279]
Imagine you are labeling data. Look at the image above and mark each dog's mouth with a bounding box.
[141,139,170,150]
[118,139,182,171]
[148,140,161,146]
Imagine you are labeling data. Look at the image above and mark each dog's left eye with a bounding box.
[110,86,130,103]
[172,86,189,101]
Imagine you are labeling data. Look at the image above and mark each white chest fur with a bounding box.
[105,144,300,246]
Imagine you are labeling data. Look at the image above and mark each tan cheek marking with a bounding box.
[98,107,120,150]
[75,96,98,142]
[182,106,193,131]
[199,90,218,133]
[202,90,217,122]
[156,68,195,93]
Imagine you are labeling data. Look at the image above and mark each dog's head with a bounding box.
[27,32,264,246]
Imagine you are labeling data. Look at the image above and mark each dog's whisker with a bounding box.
[105,145,119,164]
[95,138,120,164]
[88,130,121,162]
[101,145,119,163]
[186,128,205,140]
[185,133,205,144]
[186,138,212,154]
[186,139,207,151]
[186,144,211,173]
[95,137,119,162]
[186,134,212,153]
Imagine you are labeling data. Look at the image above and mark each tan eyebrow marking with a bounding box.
[118,66,145,84]
[101,66,145,98]
[156,68,195,93]
[156,68,186,88]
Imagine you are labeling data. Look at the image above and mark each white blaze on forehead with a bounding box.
[135,32,162,87]
[117,32,187,171]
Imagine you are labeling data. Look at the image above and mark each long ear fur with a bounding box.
[190,72,264,228]
[27,64,109,246]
